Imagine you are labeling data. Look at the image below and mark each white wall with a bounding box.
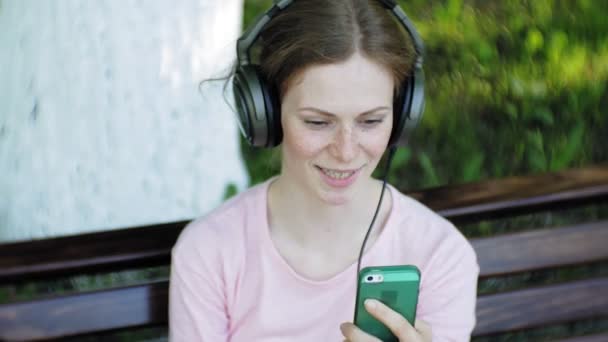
[0,0,248,242]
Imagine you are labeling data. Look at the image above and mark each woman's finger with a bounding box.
[414,319,432,340]
[364,299,417,340]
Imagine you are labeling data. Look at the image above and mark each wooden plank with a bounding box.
[407,165,608,223]
[474,278,608,336]
[0,221,188,284]
[472,221,608,278]
[0,281,169,341]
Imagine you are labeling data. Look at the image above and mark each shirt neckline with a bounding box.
[257,176,397,287]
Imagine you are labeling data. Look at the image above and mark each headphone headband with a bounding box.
[236,0,294,66]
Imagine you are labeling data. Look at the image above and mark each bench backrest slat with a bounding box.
[472,220,608,278]
[410,166,608,223]
[474,277,608,336]
[0,221,186,284]
[0,282,168,341]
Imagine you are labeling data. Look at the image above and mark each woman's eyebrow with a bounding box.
[297,106,391,117]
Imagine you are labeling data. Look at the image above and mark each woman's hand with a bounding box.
[340,299,432,342]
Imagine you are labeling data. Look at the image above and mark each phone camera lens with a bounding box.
[367,276,373,281]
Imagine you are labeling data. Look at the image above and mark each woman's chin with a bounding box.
[300,166,372,206]
[315,181,360,206]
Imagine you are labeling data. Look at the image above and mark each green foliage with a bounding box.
[222,183,239,200]
[242,0,607,190]
[392,0,608,189]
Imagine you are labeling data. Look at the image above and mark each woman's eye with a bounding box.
[361,119,384,126]
[304,120,329,127]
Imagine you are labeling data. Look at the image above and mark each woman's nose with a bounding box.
[330,124,358,163]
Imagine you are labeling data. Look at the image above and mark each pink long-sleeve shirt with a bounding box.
[169,178,479,341]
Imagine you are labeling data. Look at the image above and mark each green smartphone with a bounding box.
[353,265,421,342]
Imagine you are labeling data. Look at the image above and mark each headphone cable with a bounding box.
[356,145,398,277]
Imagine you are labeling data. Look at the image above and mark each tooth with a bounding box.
[322,168,352,179]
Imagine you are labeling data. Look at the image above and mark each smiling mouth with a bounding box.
[315,166,361,179]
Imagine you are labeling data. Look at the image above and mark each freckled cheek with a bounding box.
[359,125,392,157]
[361,135,390,158]
[283,126,328,159]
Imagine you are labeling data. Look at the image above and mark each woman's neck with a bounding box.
[267,173,391,254]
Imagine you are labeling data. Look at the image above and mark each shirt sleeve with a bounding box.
[417,230,480,342]
[169,223,230,341]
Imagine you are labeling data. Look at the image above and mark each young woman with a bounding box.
[169,1,479,341]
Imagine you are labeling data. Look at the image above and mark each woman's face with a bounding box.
[280,52,394,205]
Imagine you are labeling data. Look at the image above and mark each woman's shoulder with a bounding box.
[172,180,270,256]
[388,183,453,229]
[388,184,476,260]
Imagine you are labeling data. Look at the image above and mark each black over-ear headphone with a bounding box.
[233,0,425,148]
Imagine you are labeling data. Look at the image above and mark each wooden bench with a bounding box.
[1,165,607,341]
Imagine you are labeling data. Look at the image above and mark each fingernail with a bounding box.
[364,299,377,309]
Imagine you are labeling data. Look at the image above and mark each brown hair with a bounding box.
[256,0,416,99]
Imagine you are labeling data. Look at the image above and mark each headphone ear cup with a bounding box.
[256,67,282,147]
[390,65,425,147]
[232,65,282,147]
[233,66,263,146]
